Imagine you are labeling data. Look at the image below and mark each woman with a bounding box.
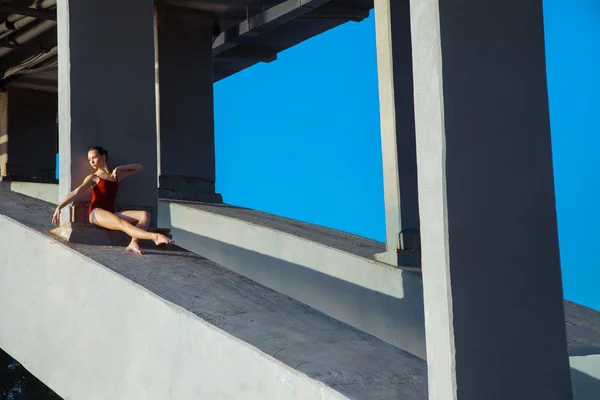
[52,146,174,255]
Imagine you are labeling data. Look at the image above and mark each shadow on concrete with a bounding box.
[67,234,428,399]
[164,221,427,360]
[571,368,600,400]
[569,346,600,357]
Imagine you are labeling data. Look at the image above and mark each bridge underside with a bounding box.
[0,0,598,399]
[0,0,373,91]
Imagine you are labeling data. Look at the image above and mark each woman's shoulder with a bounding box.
[84,174,100,185]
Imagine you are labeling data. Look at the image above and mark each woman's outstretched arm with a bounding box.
[52,175,96,224]
[111,163,143,181]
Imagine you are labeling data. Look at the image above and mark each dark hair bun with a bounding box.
[89,146,108,156]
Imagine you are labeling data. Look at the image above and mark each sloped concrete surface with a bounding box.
[565,301,600,355]
[0,188,427,399]
[2,189,600,400]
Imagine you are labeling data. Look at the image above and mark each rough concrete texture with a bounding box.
[159,200,427,359]
[0,189,428,400]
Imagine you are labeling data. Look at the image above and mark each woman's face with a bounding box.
[88,150,105,170]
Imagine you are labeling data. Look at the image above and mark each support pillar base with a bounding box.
[375,249,421,269]
[375,228,421,268]
[158,175,222,203]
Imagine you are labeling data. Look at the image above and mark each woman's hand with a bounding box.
[111,167,121,181]
[52,207,61,225]
[110,164,142,181]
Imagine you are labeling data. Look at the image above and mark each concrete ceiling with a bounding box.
[0,0,374,89]
[209,0,373,81]
[158,0,288,17]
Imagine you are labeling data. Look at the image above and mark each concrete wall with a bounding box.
[158,200,427,359]
[0,215,350,400]
[1,88,57,179]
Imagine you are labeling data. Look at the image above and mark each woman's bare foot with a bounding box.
[153,234,174,247]
[126,241,144,255]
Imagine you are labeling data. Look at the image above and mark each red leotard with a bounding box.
[89,177,119,214]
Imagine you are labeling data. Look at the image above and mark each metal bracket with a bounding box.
[399,228,420,251]
[397,228,421,268]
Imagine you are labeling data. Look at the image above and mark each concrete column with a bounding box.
[57,0,158,224]
[373,0,420,268]
[409,1,573,399]
[0,89,58,182]
[0,92,7,178]
[155,7,222,203]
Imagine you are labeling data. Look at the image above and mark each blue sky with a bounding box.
[215,2,600,311]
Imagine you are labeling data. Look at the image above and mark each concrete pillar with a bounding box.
[0,92,7,178]
[0,89,58,182]
[155,7,222,203]
[57,0,158,224]
[373,0,420,268]
[409,1,573,399]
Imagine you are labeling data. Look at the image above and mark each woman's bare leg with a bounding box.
[116,210,150,255]
[89,209,173,251]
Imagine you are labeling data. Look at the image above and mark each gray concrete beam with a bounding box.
[373,0,420,268]
[215,45,278,63]
[409,0,573,399]
[57,0,158,224]
[295,2,371,22]
[155,7,222,203]
[0,181,58,204]
[0,91,7,178]
[212,0,332,55]
[0,5,57,21]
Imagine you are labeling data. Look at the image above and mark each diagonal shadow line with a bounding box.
[570,368,600,400]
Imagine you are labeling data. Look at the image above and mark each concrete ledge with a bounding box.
[0,181,58,204]
[570,354,600,400]
[158,200,427,359]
